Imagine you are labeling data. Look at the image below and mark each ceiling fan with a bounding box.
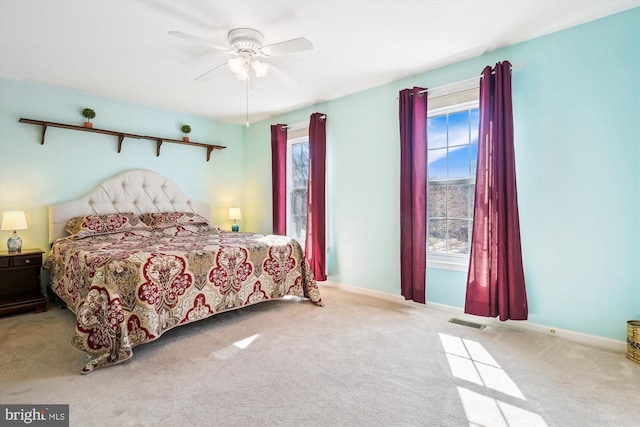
[169,28,313,84]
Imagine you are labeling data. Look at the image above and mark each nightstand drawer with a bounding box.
[0,248,46,315]
[12,254,42,268]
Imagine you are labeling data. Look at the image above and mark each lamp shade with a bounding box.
[228,208,242,220]
[1,210,28,231]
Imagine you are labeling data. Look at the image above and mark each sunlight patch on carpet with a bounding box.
[440,333,547,426]
[457,387,547,427]
[210,333,261,360]
[440,333,525,400]
[234,333,260,349]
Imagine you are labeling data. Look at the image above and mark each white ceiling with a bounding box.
[1,0,637,126]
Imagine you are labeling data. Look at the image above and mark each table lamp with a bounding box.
[2,210,28,252]
[229,208,241,232]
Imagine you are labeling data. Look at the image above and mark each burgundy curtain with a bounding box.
[399,87,427,304]
[305,112,327,281]
[270,123,287,235]
[465,61,528,320]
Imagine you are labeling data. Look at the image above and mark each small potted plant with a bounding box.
[82,108,96,128]
[181,124,191,142]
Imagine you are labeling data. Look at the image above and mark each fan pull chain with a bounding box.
[246,76,250,128]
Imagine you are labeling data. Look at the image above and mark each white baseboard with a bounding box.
[321,280,407,304]
[319,281,627,353]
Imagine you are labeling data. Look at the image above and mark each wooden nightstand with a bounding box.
[0,248,46,315]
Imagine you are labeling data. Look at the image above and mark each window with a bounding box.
[427,101,479,268]
[286,136,309,248]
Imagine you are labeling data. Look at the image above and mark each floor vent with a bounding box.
[448,318,486,330]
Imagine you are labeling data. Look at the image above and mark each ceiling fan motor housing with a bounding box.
[228,28,265,55]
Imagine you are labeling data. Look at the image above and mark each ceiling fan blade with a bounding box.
[262,37,313,57]
[194,63,228,81]
[168,31,232,53]
[266,61,299,89]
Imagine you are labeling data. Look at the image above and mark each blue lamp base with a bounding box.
[232,223,239,232]
[7,232,22,252]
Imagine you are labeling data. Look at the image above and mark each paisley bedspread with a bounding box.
[48,224,322,373]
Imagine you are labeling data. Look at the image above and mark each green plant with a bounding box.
[82,108,96,121]
[181,124,191,135]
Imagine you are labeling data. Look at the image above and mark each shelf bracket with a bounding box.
[117,135,125,153]
[156,139,163,157]
[40,125,48,145]
[206,146,214,162]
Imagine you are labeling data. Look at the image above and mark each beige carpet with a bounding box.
[1,284,639,427]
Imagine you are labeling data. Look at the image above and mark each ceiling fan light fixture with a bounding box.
[228,57,245,74]
[235,67,250,81]
[251,60,268,78]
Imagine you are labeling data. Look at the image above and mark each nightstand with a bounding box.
[0,248,46,315]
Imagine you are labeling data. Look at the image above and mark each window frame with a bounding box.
[286,135,309,248]
[427,100,479,271]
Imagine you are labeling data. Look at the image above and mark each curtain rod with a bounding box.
[417,63,522,96]
[418,76,478,95]
[281,115,326,130]
[428,87,478,101]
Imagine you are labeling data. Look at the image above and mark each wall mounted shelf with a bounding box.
[19,118,226,161]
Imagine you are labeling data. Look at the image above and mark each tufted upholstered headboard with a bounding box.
[48,169,211,244]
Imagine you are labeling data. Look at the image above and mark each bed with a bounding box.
[46,169,323,374]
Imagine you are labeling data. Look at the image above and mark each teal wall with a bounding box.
[1,9,637,342]
[243,9,640,341]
